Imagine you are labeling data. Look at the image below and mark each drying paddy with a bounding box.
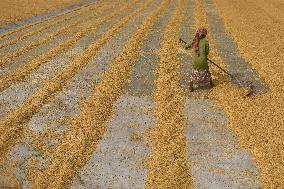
[0,0,282,188]
[0,0,87,28]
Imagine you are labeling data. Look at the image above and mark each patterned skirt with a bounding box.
[189,68,212,85]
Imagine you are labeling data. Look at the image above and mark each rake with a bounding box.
[179,38,254,97]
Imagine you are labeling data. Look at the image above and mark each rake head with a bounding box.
[233,79,254,97]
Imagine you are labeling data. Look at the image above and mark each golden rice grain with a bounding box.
[29,1,168,188]
[199,0,284,187]
[0,0,137,91]
[145,0,193,188]
[0,0,88,28]
[0,0,145,160]
[0,1,117,67]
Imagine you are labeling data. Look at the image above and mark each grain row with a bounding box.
[0,0,120,67]
[210,0,284,187]
[145,0,193,188]
[0,0,151,162]
[0,1,98,40]
[28,0,168,188]
[0,0,140,91]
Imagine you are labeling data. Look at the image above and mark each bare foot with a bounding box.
[209,79,214,87]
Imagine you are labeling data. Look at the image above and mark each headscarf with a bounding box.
[191,27,207,55]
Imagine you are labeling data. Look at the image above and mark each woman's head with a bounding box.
[191,27,208,55]
[197,27,207,38]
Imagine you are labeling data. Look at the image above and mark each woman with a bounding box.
[185,27,213,92]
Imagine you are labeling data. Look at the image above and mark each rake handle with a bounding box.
[179,38,187,45]
[207,59,234,78]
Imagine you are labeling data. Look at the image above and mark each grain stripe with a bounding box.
[0,0,121,67]
[0,2,100,49]
[0,1,98,40]
[0,0,140,91]
[145,0,193,188]
[0,0,152,161]
[29,1,169,188]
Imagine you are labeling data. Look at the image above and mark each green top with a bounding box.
[185,38,209,70]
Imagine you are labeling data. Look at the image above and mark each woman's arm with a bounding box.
[185,43,192,50]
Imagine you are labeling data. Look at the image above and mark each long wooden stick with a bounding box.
[207,58,233,77]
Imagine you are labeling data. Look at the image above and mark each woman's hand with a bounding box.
[185,43,191,50]
[179,38,190,49]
